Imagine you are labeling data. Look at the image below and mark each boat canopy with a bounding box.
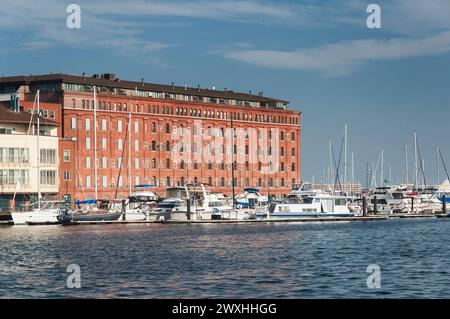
[244,188,260,194]
[134,184,157,188]
[74,199,98,205]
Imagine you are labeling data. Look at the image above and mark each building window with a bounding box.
[71,117,77,129]
[86,156,91,169]
[292,163,296,172]
[118,120,123,132]
[102,176,107,187]
[118,176,123,187]
[165,141,170,152]
[102,157,107,168]
[102,138,107,150]
[292,148,295,156]
[50,110,55,119]
[40,149,57,165]
[291,132,295,141]
[118,139,123,150]
[166,159,170,169]
[165,123,170,134]
[135,140,139,151]
[63,150,70,162]
[152,141,157,151]
[85,118,91,131]
[71,99,76,108]
[135,158,140,169]
[63,170,70,181]
[40,170,57,185]
[102,119,107,131]
[151,123,156,133]
[135,176,140,186]
[118,157,123,168]
[134,121,139,133]
[151,158,156,169]
[86,138,91,149]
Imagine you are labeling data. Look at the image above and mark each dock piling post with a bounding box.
[373,196,378,214]
[122,199,126,221]
[411,197,414,215]
[362,196,368,217]
[443,195,447,215]
[186,198,191,221]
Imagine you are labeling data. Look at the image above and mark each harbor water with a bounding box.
[1,218,450,298]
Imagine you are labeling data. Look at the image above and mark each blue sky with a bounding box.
[1,0,449,186]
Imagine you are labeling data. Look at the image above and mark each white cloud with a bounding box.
[221,31,450,77]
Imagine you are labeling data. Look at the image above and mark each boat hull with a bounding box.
[257,212,354,218]
[11,211,60,225]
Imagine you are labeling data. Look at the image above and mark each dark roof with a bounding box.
[0,102,59,126]
[0,73,289,104]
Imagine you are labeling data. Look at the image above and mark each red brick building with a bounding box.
[0,73,301,201]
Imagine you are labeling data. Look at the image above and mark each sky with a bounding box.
[0,0,449,186]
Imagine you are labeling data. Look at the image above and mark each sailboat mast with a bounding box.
[128,110,132,197]
[93,86,98,200]
[230,115,236,208]
[380,149,384,187]
[329,141,333,186]
[405,144,409,185]
[37,90,41,211]
[414,131,418,189]
[437,146,440,186]
[344,124,347,186]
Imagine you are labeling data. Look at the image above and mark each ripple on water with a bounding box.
[1,219,450,298]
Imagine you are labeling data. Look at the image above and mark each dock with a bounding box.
[58,215,388,226]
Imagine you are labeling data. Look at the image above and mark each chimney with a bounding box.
[103,73,116,81]
[10,93,20,112]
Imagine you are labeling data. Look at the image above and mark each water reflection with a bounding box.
[1,219,450,298]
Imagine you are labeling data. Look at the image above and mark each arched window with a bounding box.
[208,177,213,186]
[165,123,170,134]
[180,160,185,169]
[151,158,156,169]
[166,159,170,169]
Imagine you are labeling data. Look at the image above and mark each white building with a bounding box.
[0,101,59,212]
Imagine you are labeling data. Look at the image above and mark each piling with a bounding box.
[443,195,447,215]
[122,199,126,221]
[373,196,378,214]
[362,196,368,217]
[186,198,191,221]
[411,197,415,215]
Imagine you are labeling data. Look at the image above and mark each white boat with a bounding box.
[259,193,355,218]
[11,91,61,225]
[122,186,159,221]
[170,184,252,220]
[235,188,268,209]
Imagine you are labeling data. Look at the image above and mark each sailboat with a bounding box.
[11,90,63,225]
[57,86,122,224]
